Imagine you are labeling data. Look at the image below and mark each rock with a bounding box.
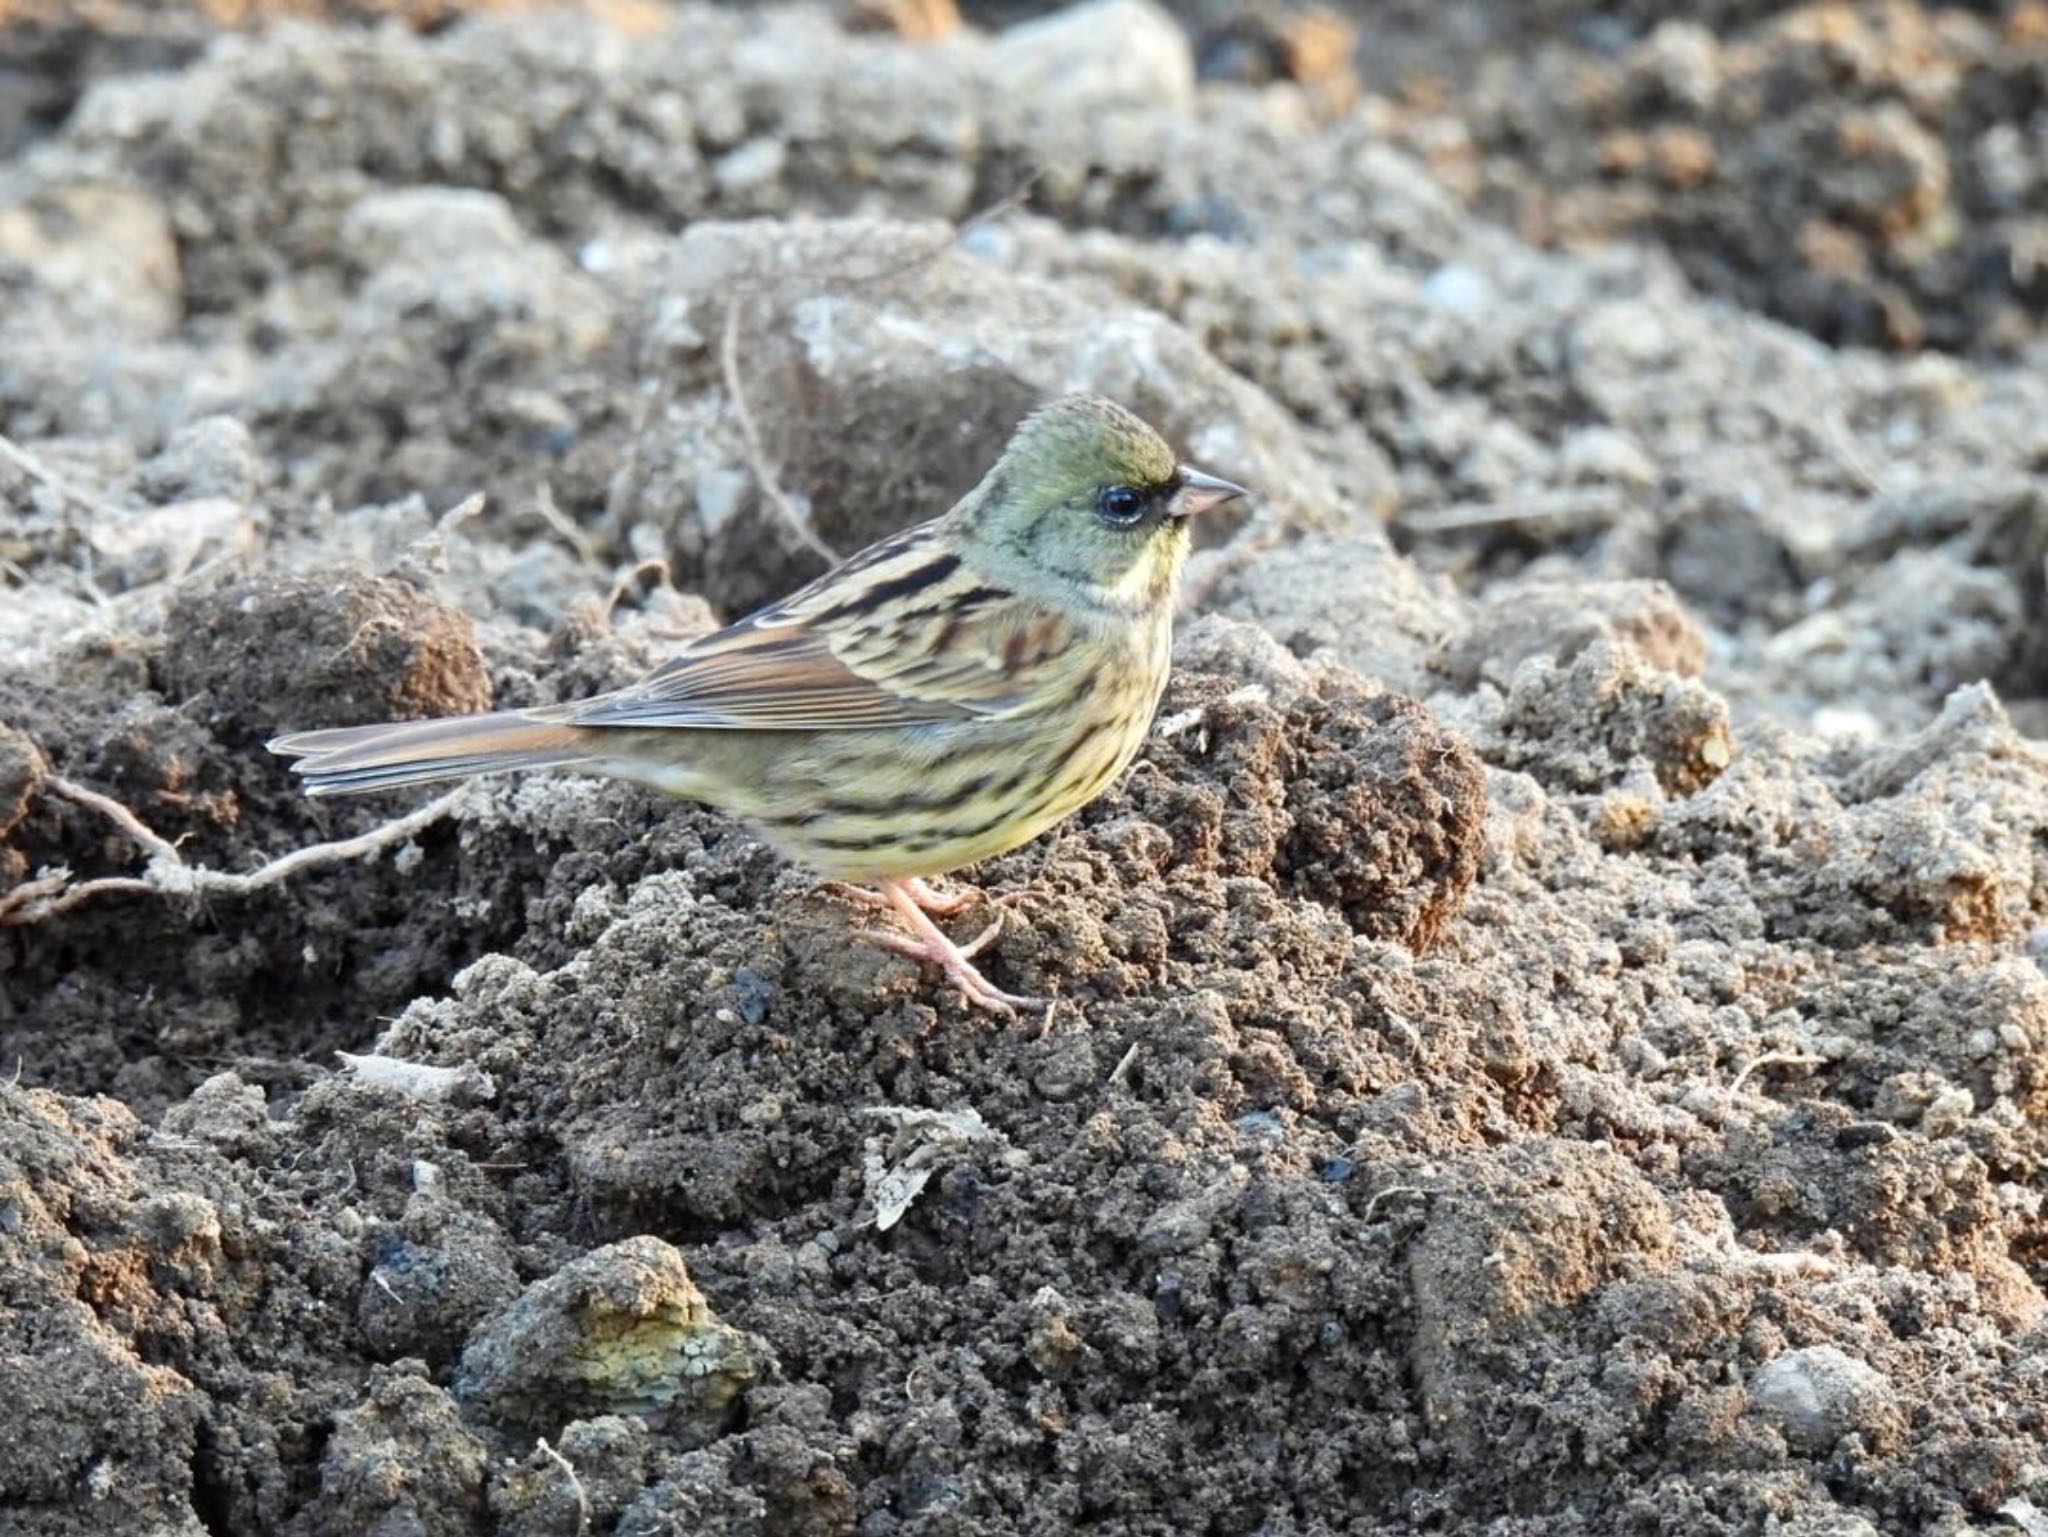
[455,1237,762,1440]
[990,0,1195,119]
[1750,1345,1901,1454]
[0,182,180,340]
[132,415,263,506]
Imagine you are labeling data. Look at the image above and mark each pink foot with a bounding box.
[863,877,1044,1017]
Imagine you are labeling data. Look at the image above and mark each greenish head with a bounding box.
[960,394,1248,614]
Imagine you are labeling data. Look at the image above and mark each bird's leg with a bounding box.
[828,876,981,917]
[864,876,1045,1017]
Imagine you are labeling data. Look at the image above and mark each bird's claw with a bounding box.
[865,882,1045,1017]
[902,878,982,919]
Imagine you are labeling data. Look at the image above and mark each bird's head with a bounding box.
[961,394,1247,615]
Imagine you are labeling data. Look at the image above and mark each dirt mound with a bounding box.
[4,2,2047,1534]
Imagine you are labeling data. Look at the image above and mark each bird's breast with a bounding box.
[750,621,1173,880]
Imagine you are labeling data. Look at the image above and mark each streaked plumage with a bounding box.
[270,395,1246,1013]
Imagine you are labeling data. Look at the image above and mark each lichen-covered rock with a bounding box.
[455,1237,763,1440]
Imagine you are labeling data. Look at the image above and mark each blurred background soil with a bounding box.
[2,1,2046,1533]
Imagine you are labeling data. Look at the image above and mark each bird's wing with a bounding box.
[568,527,1072,732]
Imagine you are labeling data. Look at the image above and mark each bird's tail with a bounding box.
[268,708,599,797]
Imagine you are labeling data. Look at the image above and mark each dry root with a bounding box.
[0,775,466,925]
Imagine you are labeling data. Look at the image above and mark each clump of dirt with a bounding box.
[165,569,495,744]
[1352,2,2048,355]
[3,2,2048,1535]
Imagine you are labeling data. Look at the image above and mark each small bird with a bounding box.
[269,395,1246,1014]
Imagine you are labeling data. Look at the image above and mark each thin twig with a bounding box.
[1397,487,1627,535]
[47,775,185,865]
[832,171,1044,291]
[720,304,842,566]
[533,481,601,566]
[604,556,676,621]
[0,779,467,926]
[1819,408,1884,496]
[400,492,487,579]
[0,432,126,522]
[1106,1042,1141,1087]
[536,1439,592,1537]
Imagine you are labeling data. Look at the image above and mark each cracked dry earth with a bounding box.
[3,1,2048,1534]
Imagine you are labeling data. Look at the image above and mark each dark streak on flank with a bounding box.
[816,770,999,820]
[805,829,907,853]
[894,717,1114,850]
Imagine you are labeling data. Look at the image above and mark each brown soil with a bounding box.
[3,2,2046,1534]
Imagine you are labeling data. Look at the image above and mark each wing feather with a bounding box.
[569,525,1071,732]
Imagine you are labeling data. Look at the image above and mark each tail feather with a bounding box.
[268,709,598,797]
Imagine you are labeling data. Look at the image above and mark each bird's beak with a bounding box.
[1167,465,1249,521]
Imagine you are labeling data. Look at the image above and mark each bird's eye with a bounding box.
[1096,485,1148,525]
